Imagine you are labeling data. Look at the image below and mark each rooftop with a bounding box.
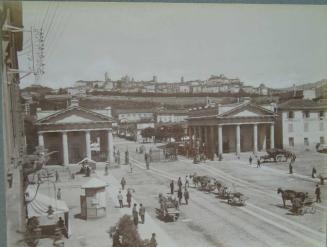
[278,99,327,110]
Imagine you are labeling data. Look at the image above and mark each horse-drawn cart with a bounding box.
[260,149,295,163]
[156,193,180,222]
[290,197,316,215]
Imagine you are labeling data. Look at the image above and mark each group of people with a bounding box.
[170,176,190,205]
[248,156,261,168]
[132,203,146,226]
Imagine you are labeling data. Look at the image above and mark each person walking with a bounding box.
[126,189,132,208]
[117,150,121,165]
[150,233,157,247]
[249,156,252,166]
[139,203,145,224]
[177,177,183,191]
[55,171,60,182]
[117,190,124,208]
[185,176,189,189]
[184,188,190,205]
[170,180,174,194]
[289,162,293,174]
[177,188,183,205]
[56,188,62,200]
[105,163,109,176]
[132,203,139,226]
[312,167,317,178]
[257,159,261,168]
[315,184,322,203]
[7,170,13,188]
[121,177,126,190]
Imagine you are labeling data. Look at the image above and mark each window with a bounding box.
[320,122,324,131]
[303,111,310,118]
[289,137,294,147]
[319,111,325,119]
[320,136,325,144]
[288,123,293,132]
[304,122,309,132]
[304,138,309,146]
[288,111,294,119]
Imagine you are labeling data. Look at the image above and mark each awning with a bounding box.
[25,185,69,218]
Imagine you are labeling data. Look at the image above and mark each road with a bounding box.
[110,138,326,247]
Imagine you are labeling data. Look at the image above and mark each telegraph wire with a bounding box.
[44,2,59,42]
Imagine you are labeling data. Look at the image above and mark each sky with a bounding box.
[19,2,327,89]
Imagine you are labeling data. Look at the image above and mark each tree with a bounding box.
[141,127,155,139]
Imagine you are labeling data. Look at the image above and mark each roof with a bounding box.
[157,109,188,115]
[278,99,327,111]
[115,109,155,114]
[25,185,69,218]
[82,178,107,189]
[36,106,114,124]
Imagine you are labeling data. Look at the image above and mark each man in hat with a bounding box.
[132,203,139,226]
[150,233,157,247]
[117,190,124,208]
[126,189,132,208]
[139,203,146,224]
[121,177,126,190]
[315,184,322,203]
[184,188,190,205]
[170,180,174,194]
[57,188,62,200]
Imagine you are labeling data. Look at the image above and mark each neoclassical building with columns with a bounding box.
[36,100,114,165]
[187,102,277,159]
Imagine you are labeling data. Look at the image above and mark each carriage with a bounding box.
[156,193,180,222]
[260,149,294,163]
[217,187,247,206]
[290,196,316,215]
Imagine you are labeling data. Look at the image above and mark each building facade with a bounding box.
[187,102,276,159]
[36,100,114,165]
[276,99,327,151]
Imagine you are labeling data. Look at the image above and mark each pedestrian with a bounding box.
[139,203,145,224]
[184,188,190,205]
[249,156,252,166]
[132,203,139,226]
[150,233,157,247]
[130,162,133,173]
[117,190,124,208]
[185,175,189,189]
[55,171,59,182]
[312,167,317,178]
[117,150,121,165]
[177,188,183,205]
[289,162,293,174]
[257,159,261,168]
[121,177,126,190]
[57,188,62,200]
[177,177,183,190]
[86,166,91,177]
[105,163,109,176]
[126,189,132,208]
[315,184,322,203]
[170,180,174,194]
[7,170,13,189]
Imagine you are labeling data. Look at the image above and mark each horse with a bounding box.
[277,188,306,208]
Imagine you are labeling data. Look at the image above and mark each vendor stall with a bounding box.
[80,178,107,219]
[25,185,71,239]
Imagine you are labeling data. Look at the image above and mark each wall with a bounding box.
[282,111,326,151]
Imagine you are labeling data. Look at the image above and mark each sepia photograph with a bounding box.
[1,1,327,246]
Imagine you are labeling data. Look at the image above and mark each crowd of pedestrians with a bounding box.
[170,176,190,206]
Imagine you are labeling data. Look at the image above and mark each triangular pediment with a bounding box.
[55,114,94,123]
[232,110,260,117]
[37,106,112,124]
[219,103,275,117]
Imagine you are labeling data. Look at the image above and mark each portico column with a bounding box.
[198,126,203,145]
[108,128,114,163]
[38,132,44,147]
[218,125,223,155]
[85,130,91,159]
[236,124,241,154]
[62,131,69,165]
[253,124,258,153]
[270,123,275,149]
[210,126,215,160]
[204,126,208,155]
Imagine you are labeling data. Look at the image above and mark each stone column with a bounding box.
[236,124,241,154]
[270,123,275,149]
[108,128,114,163]
[38,132,44,147]
[62,131,69,165]
[218,125,223,155]
[85,130,91,159]
[253,124,258,153]
[204,126,208,155]
[210,126,215,160]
